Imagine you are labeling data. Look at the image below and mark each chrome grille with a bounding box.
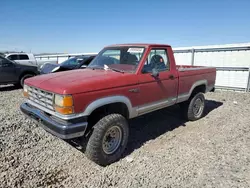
[28,87,54,111]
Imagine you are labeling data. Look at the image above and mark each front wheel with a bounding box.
[180,92,205,121]
[85,114,129,166]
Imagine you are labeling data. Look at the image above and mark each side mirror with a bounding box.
[151,68,159,78]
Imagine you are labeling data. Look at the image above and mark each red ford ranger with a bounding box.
[20,43,216,166]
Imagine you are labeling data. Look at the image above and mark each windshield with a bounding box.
[61,56,88,67]
[0,55,6,63]
[87,46,145,73]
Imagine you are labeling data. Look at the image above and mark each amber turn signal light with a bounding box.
[54,106,74,115]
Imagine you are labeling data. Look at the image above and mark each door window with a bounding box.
[142,49,169,73]
[8,55,19,60]
[19,54,29,60]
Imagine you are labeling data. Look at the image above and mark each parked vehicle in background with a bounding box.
[39,55,97,74]
[0,55,39,87]
[4,52,57,67]
[20,43,216,166]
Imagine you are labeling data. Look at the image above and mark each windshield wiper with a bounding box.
[86,66,104,70]
[104,64,124,73]
[109,67,124,73]
[86,65,124,73]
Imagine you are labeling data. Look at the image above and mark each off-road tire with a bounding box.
[20,74,34,87]
[85,114,129,166]
[180,92,205,121]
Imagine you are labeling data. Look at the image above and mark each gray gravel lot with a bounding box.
[0,85,250,188]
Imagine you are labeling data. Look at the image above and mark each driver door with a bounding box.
[0,57,17,83]
[136,47,178,115]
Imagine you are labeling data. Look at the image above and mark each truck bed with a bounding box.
[176,65,214,71]
[176,65,216,103]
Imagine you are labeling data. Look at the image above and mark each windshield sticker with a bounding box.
[127,48,144,53]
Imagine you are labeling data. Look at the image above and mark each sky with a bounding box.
[1,0,250,54]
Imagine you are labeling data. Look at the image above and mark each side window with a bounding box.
[142,49,169,73]
[19,54,29,60]
[8,55,19,60]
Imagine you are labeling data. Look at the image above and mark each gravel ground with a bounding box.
[0,85,250,188]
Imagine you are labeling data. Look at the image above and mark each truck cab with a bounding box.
[5,53,37,66]
[20,43,216,166]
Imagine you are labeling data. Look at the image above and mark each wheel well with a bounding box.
[210,87,215,92]
[85,102,129,135]
[190,84,206,98]
[19,71,36,80]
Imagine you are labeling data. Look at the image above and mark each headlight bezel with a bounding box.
[54,94,64,107]
[53,94,74,115]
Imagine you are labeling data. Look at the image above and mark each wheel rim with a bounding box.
[193,98,204,117]
[102,125,122,155]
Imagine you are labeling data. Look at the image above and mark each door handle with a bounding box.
[169,75,175,80]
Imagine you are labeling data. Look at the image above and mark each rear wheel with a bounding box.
[20,74,34,87]
[180,92,205,121]
[85,113,129,166]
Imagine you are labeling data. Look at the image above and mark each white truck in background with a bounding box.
[4,53,58,67]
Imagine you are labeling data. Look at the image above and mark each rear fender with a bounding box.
[177,80,208,103]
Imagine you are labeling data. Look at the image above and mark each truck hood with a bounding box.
[25,68,138,94]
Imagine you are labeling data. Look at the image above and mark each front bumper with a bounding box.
[20,102,88,139]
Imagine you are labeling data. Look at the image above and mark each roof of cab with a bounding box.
[104,43,171,48]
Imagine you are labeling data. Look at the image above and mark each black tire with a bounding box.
[85,114,129,166]
[180,92,205,121]
[20,74,34,87]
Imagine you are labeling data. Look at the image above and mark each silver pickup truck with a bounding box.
[4,52,57,67]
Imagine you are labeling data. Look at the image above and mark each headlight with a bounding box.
[23,84,29,97]
[54,94,74,115]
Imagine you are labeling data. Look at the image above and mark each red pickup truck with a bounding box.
[20,43,216,166]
